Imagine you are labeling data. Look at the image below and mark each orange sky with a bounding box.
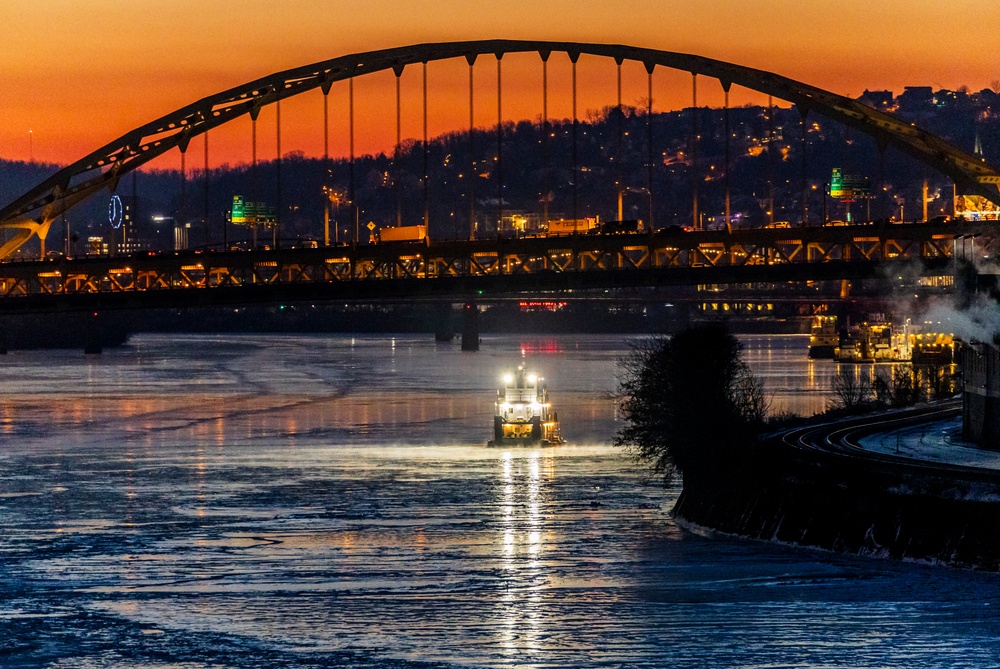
[2,0,997,169]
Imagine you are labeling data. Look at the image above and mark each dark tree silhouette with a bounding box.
[833,365,957,413]
[614,324,768,486]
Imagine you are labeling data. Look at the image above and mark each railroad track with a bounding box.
[775,399,1000,482]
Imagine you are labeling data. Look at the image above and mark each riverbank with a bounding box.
[673,405,1000,570]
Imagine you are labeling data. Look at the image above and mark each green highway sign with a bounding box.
[230,195,276,226]
[829,168,872,201]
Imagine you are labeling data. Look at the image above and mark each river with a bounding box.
[0,333,998,668]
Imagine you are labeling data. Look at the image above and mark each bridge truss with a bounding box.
[0,222,981,313]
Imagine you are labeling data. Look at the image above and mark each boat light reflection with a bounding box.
[497,448,553,659]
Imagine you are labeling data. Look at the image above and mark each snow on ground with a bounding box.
[858,416,1000,470]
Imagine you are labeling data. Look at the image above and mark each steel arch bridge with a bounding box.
[2,39,998,259]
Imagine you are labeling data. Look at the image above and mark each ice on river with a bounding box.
[1,333,999,668]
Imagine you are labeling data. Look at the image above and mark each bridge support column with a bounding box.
[571,51,579,228]
[394,64,404,228]
[722,80,732,233]
[496,53,503,236]
[616,56,624,221]
[203,131,210,248]
[275,99,282,249]
[767,95,775,226]
[466,53,478,241]
[422,61,430,227]
[84,311,103,355]
[691,73,700,230]
[350,77,357,246]
[541,51,550,226]
[461,301,480,351]
[645,61,655,230]
[799,106,809,226]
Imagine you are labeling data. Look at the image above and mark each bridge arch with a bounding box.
[2,39,997,257]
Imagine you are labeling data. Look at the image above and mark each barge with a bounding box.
[809,315,955,364]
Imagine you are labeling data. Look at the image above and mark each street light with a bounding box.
[810,183,819,226]
[322,185,346,246]
[822,182,829,224]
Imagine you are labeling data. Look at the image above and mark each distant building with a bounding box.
[174,222,191,251]
[86,236,108,256]
[978,88,1000,105]
[962,342,1000,449]
[499,212,544,236]
[976,89,1000,117]
[113,238,150,255]
[933,88,970,110]
[857,89,894,111]
[898,86,934,112]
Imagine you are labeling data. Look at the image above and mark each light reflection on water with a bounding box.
[0,333,998,667]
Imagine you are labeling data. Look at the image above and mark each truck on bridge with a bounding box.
[377,225,427,243]
[546,218,598,235]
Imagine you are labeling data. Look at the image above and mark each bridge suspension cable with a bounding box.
[1,39,998,259]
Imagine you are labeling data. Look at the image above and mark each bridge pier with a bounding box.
[461,301,480,351]
[83,311,103,355]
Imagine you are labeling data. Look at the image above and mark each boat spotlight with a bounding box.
[503,373,514,385]
[527,374,537,384]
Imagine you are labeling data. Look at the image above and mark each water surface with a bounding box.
[0,333,998,668]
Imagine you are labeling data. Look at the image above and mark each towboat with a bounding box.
[487,367,563,447]
[808,315,839,358]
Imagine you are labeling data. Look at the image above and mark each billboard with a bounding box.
[230,196,276,226]
[954,194,1000,221]
[829,168,872,202]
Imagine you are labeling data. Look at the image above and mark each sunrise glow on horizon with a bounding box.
[3,0,997,170]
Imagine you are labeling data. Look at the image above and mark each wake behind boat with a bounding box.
[487,367,563,447]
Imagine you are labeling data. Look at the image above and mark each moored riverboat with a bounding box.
[824,317,955,365]
[911,331,956,365]
[834,320,905,362]
[808,315,839,358]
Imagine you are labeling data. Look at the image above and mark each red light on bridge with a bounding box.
[518,300,567,312]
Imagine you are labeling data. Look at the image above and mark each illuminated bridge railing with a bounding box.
[0,222,983,310]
